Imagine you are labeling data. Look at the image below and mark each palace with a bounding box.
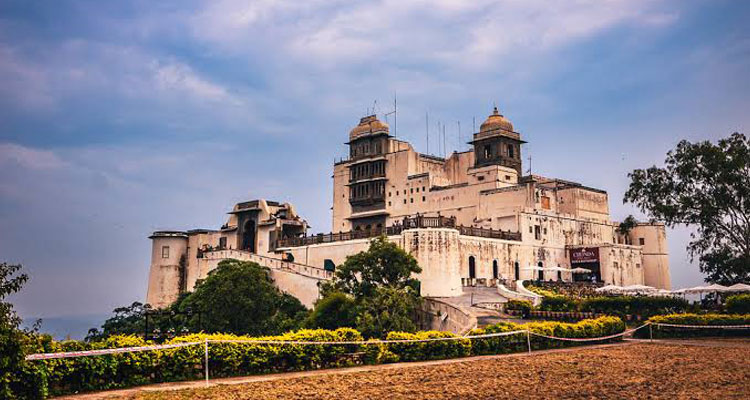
[146,107,670,313]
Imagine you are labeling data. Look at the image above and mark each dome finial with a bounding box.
[492,105,499,115]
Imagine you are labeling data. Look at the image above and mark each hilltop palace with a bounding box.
[147,107,671,314]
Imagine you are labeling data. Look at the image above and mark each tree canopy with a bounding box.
[624,132,749,284]
[90,259,309,339]
[309,236,423,337]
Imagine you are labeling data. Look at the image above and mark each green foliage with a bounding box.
[540,295,579,312]
[579,296,688,318]
[617,215,638,236]
[504,300,532,313]
[383,331,471,362]
[624,132,750,285]
[637,313,750,338]
[86,301,152,342]
[469,316,626,354]
[355,287,422,339]
[312,236,423,338]
[523,288,689,318]
[25,316,626,397]
[725,294,750,314]
[304,292,357,330]
[327,235,421,298]
[1,262,46,400]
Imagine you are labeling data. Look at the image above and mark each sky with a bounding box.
[1,0,748,324]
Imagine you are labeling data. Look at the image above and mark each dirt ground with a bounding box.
[111,342,750,400]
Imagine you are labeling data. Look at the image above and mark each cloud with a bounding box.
[151,61,242,105]
[0,143,67,170]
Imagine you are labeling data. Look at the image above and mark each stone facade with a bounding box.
[146,107,671,309]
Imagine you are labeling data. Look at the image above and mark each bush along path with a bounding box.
[18,317,631,398]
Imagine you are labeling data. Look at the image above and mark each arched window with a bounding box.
[324,259,336,272]
[492,260,499,279]
[468,256,476,279]
[514,262,520,281]
[537,261,544,281]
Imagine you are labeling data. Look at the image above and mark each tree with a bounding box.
[355,287,421,339]
[1,263,46,399]
[624,133,749,285]
[86,301,151,342]
[176,259,308,335]
[303,292,357,330]
[328,235,421,297]
[311,236,423,338]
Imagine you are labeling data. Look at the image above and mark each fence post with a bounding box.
[526,330,532,353]
[649,324,653,342]
[204,338,209,385]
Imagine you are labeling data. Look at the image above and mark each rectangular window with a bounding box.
[483,145,491,159]
[541,196,551,210]
[219,237,227,249]
[639,238,645,246]
[410,198,414,203]
[403,199,407,204]
[422,196,426,202]
[508,144,514,158]
[534,226,541,240]
[161,246,170,259]
[410,188,414,194]
[422,186,425,192]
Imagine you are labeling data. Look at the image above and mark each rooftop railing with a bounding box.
[277,215,521,247]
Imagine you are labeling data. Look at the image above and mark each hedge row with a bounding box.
[725,294,750,314]
[634,313,750,339]
[17,317,626,399]
[536,295,689,318]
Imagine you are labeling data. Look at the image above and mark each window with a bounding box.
[416,187,419,192]
[410,198,414,203]
[422,186,425,191]
[505,175,511,180]
[161,246,170,259]
[219,237,227,249]
[403,199,407,204]
[639,238,645,246]
[396,190,399,195]
[613,262,619,269]
[541,196,551,209]
[492,260,498,279]
[477,175,485,181]
[534,226,541,240]
[483,145,491,159]
[636,263,641,269]
[410,188,414,194]
[422,196,426,202]
[508,144,514,158]
[468,256,476,279]
[388,201,392,206]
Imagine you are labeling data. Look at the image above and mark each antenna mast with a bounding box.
[425,112,429,155]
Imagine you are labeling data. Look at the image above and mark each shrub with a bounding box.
[725,294,750,314]
[469,316,625,354]
[384,331,470,362]
[505,300,532,313]
[636,313,750,338]
[578,296,688,318]
[25,317,626,398]
[540,295,578,312]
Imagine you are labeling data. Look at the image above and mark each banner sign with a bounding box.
[569,247,599,264]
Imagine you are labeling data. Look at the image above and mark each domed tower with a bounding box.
[469,106,525,175]
[345,115,390,230]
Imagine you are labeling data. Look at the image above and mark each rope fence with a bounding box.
[23,322,749,386]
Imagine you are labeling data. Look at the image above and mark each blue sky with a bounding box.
[1,0,748,322]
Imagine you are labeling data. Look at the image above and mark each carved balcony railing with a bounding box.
[277,214,521,248]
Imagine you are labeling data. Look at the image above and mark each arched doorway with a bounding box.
[492,260,499,279]
[468,256,476,279]
[514,262,520,281]
[537,261,544,281]
[242,219,256,253]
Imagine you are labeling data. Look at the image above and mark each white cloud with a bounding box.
[0,143,67,170]
[151,61,241,104]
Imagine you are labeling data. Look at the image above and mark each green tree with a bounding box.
[312,236,423,338]
[176,259,308,335]
[355,286,421,339]
[624,133,749,285]
[329,235,421,297]
[86,301,151,342]
[304,292,357,330]
[1,263,46,399]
